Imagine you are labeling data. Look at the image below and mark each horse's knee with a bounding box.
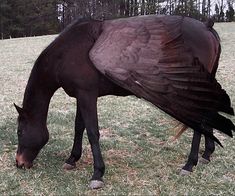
[87,130,100,143]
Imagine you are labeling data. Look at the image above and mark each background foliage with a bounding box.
[0,0,235,39]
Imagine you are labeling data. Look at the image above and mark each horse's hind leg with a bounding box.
[180,130,201,175]
[200,128,215,164]
[63,100,85,170]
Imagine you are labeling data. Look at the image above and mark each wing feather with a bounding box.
[90,15,234,142]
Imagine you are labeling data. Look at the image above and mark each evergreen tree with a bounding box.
[22,0,60,36]
[207,0,211,17]
[0,0,60,38]
[0,0,13,39]
[214,3,220,21]
[226,2,235,21]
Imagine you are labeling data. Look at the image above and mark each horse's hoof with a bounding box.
[199,157,210,164]
[89,180,104,189]
[179,169,192,176]
[62,163,76,170]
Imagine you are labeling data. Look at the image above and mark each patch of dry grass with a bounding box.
[0,23,235,195]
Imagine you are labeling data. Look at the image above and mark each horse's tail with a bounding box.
[205,18,220,41]
[170,19,222,141]
[205,18,221,77]
[171,123,188,142]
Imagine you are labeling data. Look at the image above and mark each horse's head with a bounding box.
[14,104,49,169]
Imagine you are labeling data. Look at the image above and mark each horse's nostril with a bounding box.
[16,159,25,169]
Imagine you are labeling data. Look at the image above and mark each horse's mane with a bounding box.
[34,17,101,67]
[42,18,94,54]
[60,17,94,35]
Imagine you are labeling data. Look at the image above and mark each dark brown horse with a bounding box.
[14,15,234,189]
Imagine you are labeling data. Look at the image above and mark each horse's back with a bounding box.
[102,15,220,74]
[181,17,220,74]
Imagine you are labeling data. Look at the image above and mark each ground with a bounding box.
[0,23,234,195]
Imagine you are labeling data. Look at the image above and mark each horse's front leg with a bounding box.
[180,130,201,175]
[63,100,85,170]
[78,90,105,189]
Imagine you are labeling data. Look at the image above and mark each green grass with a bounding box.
[0,23,235,195]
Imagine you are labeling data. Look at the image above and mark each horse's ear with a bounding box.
[14,103,24,115]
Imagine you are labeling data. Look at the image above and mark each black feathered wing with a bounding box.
[89,16,235,143]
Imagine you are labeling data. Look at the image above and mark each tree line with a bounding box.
[0,0,234,39]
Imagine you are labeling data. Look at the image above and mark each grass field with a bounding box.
[0,23,235,195]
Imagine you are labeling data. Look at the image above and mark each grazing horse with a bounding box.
[14,15,234,189]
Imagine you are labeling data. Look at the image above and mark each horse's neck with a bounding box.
[22,68,56,127]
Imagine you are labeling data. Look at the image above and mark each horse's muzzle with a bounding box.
[16,154,33,169]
